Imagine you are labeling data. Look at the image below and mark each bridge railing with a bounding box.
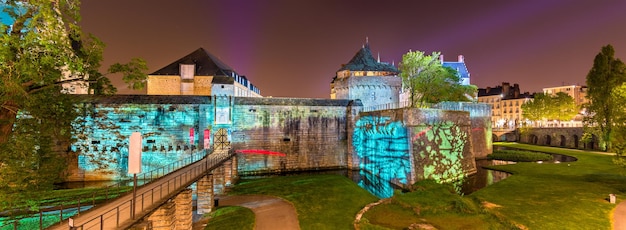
[71,148,235,230]
[0,149,211,230]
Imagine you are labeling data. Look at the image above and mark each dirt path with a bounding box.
[193,195,300,230]
[614,199,626,230]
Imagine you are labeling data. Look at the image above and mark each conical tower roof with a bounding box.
[150,48,236,77]
[338,44,398,73]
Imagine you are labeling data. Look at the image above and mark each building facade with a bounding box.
[542,84,587,127]
[542,85,588,106]
[147,48,261,97]
[477,82,533,129]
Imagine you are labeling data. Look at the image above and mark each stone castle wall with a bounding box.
[66,95,487,183]
[351,108,477,187]
[230,97,353,175]
[333,76,402,108]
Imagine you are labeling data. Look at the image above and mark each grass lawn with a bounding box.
[361,180,517,230]
[227,174,379,230]
[205,144,626,229]
[204,206,255,230]
[469,142,626,229]
[0,186,131,229]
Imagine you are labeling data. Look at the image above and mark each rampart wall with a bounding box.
[352,108,477,187]
[66,96,489,183]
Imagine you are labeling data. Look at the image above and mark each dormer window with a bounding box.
[180,64,195,80]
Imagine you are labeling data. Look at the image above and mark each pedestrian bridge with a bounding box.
[49,148,236,230]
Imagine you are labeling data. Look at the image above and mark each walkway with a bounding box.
[50,149,234,230]
[193,195,300,230]
[614,199,626,230]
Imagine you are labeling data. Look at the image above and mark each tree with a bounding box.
[399,50,476,108]
[609,83,626,166]
[522,92,578,125]
[552,92,579,122]
[521,93,549,122]
[584,44,626,152]
[0,0,147,214]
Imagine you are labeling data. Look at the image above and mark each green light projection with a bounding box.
[352,108,475,197]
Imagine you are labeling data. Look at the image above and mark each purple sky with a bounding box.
[80,0,626,98]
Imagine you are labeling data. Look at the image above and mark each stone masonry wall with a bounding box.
[352,108,476,187]
[231,97,353,175]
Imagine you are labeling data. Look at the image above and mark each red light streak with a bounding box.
[236,149,287,157]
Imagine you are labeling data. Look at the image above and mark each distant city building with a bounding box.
[477,82,533,129]
[330,43,401,109]
[542,85,588,106]
[147,48,261,97]
[542,84,587,127]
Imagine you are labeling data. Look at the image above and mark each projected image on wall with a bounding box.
[353,116,411,198]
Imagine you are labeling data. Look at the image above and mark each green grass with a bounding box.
[487,149,553,162]
[0,186,131,229]
[228,174,379,230]
[362,180,517,229]
[204,206,255,230]
[470,142,626,229]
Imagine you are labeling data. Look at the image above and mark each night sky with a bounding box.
[80,0,626,98]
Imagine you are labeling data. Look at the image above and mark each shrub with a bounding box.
[487,150,553,162]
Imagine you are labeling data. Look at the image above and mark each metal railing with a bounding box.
[68,148,234,230]
[0,149,210,230]
[362,101,410,112]
[360,101,438,112]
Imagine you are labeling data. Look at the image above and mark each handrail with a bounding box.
[68,148,235,230]
[0,148,211,230]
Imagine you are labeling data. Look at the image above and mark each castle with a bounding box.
[65,45,490,198]
[330,43,471,110]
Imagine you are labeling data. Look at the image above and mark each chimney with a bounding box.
[502,82,510,96]
[458,55,464,63]
[440,54,444,64]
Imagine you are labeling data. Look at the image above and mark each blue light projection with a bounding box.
[72,103,213,180]
[352,116,411,198]
[352,108,476,197]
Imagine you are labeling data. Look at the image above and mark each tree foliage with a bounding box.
[610,83,626,166]
[399,50,477,108]
[0,0,147,213]
[521,92,578,123]
[584,44,626,152]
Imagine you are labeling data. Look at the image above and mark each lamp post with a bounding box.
[128,132,142,220]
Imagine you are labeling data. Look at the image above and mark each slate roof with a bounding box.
[150,48,236,77]
[442,62,469,81]
[211,76,234,84]
[478,83,534,100]
[339,44,398,73]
